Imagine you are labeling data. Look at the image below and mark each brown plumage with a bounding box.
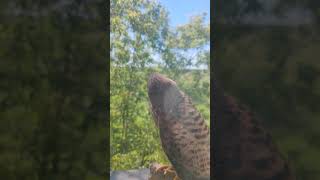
[212,81,296,180]
[148,73,210,180]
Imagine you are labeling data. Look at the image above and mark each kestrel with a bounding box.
[148,73,210,180]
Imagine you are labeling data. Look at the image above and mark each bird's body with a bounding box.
[148,73,210,180]
[212,81,296,180]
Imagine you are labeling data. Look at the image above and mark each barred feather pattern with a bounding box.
[148,73,210,180]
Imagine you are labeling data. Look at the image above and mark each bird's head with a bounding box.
[148,73,181,113]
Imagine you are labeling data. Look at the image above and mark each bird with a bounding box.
[147,73,210,180]
[212,77,296,180]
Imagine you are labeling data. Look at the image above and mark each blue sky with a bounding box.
[158,0,210,27]
[153,0,210,70]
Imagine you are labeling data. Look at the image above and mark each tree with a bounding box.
[110,0,210,170]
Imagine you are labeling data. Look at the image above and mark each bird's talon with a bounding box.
[155,165,170,173]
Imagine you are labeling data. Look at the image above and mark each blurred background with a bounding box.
[214,0,320,179]
[0,0,107,179]
[110,0,210,171]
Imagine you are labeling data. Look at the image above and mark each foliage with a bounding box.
[110,0,210,170]
[0,0,107,179]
